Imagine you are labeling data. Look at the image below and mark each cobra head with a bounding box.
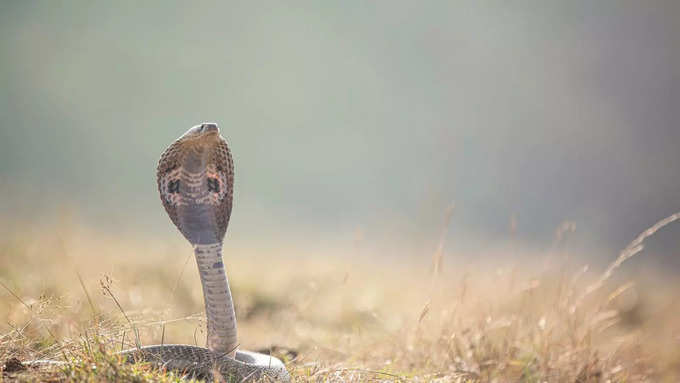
[157,123,234,245]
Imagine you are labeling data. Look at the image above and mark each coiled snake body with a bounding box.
[30,124,290,381]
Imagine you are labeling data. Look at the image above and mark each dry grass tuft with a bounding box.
[1,213,680,382]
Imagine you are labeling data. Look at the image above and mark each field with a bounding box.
[1,214,679,382]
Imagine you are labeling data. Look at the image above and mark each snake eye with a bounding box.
[168,180,180,194]
[207,177,220,193]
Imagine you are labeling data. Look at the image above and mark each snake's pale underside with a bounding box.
[30,124,290,382]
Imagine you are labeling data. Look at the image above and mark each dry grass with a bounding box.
[1,214,680,382]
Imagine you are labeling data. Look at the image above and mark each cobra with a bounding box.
[30,123,290,381]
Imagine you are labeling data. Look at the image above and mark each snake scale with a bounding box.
[27,123,290,382]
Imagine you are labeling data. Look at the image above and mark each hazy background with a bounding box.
[1,1,678,265]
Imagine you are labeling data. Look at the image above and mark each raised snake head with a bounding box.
[157,123,234,245]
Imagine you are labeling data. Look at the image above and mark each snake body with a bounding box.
[29,124,290,381]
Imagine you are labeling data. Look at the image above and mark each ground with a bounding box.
[1,218,679,382]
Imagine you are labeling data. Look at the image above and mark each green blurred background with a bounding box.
[0,1,678,262]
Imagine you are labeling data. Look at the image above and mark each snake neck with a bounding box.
[194,243,238,357]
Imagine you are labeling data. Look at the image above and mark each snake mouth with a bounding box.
[195,123,220,141]
[178,123,222,147]
[200,123,219,135]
